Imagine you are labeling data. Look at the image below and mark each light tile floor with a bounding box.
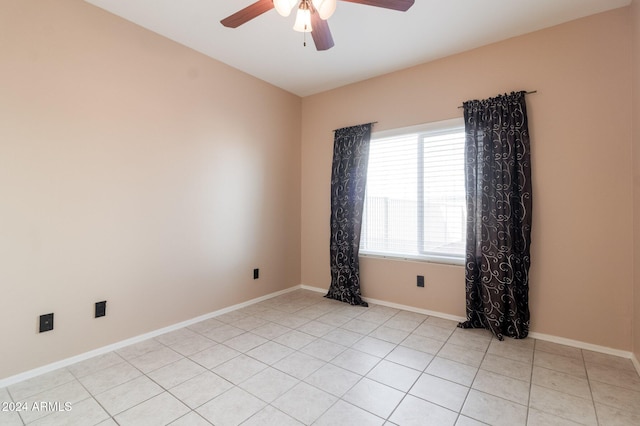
[2,289,640,425]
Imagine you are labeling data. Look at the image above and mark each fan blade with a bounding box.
[311,10,335,51]
[339,0,414,12]
[220,0,275,28]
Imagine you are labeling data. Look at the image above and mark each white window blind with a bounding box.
[360,120,466,264]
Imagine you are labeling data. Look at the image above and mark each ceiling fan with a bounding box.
[220,0,415,51]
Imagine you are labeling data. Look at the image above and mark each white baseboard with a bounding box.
[527,331,634,359]
[3,284,639,388]
[632,353,640,377]
[301,284,467,322]
[0,285,302,389]
[302,283,637,363]
[364,295,466,323]
[300,284,326,294]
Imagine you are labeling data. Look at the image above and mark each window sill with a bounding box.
[359,251,464,266]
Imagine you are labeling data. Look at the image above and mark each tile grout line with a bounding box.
[377,317,429,424]
[526,338,536,425]
[582,347,601,426]
[447,326,491,425]
[6,289,640,426]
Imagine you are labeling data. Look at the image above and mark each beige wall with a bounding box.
[302,8,634,350]
[0,0,301,380]
[2,0,637,382]
[633,0,640,361]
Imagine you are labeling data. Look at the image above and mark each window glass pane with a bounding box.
[362,134,418,255]
[421,132,466,257]
[360,122,466,263]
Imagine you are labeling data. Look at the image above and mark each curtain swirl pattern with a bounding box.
[325,123,373,306]
[459,91,532,340]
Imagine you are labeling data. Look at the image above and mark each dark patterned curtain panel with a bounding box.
[325,123,373,306]
[459,91,532,340]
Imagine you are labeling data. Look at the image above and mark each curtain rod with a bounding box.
[333,121,378,132]
[457,91,537,109]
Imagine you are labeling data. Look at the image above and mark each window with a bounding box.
[360,118,466,264]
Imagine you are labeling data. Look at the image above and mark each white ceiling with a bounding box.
[84,0,631,97]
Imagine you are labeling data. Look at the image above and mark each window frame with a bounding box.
[359,118,466,266]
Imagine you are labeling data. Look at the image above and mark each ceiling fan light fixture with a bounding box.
[293,3,312,33]
[273,0,298,17]
[311,0,337,20]
[220,0,415,51]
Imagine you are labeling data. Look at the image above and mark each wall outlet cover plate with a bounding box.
[39,313,54,332]
[95,301,107,318]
